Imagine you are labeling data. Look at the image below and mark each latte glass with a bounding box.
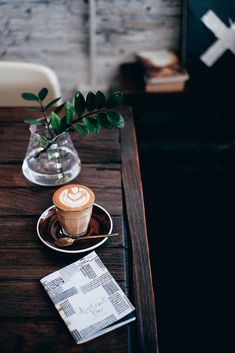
[53,184,95,237]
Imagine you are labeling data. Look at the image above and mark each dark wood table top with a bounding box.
[0,107,158,353]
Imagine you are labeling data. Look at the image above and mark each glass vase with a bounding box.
[22,122,81,186]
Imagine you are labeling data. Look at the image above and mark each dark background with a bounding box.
[124,0,235,350]
[182,0,235,94]
[132,92,234,353]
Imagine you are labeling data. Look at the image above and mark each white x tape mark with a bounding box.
[200,10,235,67]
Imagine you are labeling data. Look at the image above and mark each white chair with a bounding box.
[0,61,61,106]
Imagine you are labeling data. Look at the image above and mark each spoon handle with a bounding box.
[75,232,119,240]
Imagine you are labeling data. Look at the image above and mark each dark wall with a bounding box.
[182,0,235,94]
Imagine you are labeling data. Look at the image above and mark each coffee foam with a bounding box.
[53,184,94,211]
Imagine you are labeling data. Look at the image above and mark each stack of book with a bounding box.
[136,50,189,93]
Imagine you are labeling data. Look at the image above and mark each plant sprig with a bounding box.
[22,88,125,140]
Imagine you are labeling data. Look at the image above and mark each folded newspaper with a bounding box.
[40,251,135,344]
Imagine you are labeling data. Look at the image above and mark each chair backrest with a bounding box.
[0,62,61,106]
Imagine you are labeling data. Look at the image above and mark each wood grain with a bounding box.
[121,107,159,353]
[0,108,34,121]
[0,320,130,353]
[0,164,121,188]
[0,248,126,282]
[0,216,125,248]
[0,139,120,164]
[0,187,122,216]
[0,281,127,318]
[0,106,157,353]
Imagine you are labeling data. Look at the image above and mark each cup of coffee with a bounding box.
[52,184,95,237]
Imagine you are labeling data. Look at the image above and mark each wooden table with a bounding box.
[0,107,158,353]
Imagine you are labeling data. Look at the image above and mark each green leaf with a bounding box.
[65,101,74,124]
[45,97,62,110]
[74,91,86,117]
[97,112,114,129]
[21,92,39,102]
[47,151,54,160]
[86,91,96,112]
[95,91,106,109]
[58,116,68,133]
[50,112,61,132]
[54,102,66,114]
[24,119,42,126]
[25,106,42,112]
[72,123,89,136]
[38,88,48,101]
[37,135,48,148]
[83,117,100,133]
[106,91,123,109]
[107,111,125,128]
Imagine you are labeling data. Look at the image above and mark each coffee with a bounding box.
[53,184,95,237]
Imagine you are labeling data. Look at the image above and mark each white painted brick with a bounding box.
[0,0,181,95]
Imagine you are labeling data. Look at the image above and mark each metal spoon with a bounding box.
[54,233,119,247]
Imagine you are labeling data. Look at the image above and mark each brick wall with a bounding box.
[0,0,181,96]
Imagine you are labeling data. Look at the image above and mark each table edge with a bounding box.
[121,106,159,353]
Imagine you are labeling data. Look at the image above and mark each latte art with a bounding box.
[59,187,90,208]
[53,184,95,212]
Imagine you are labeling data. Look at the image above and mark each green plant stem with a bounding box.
[30,108,113,159]
[40,101,54,139]
[52,142,66,181]
[32,141,54,159]
[63,108,113,131]
[28,132,63,159]
[28,137,66,181]
[71,108,112,124]
[39,101,65,180]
